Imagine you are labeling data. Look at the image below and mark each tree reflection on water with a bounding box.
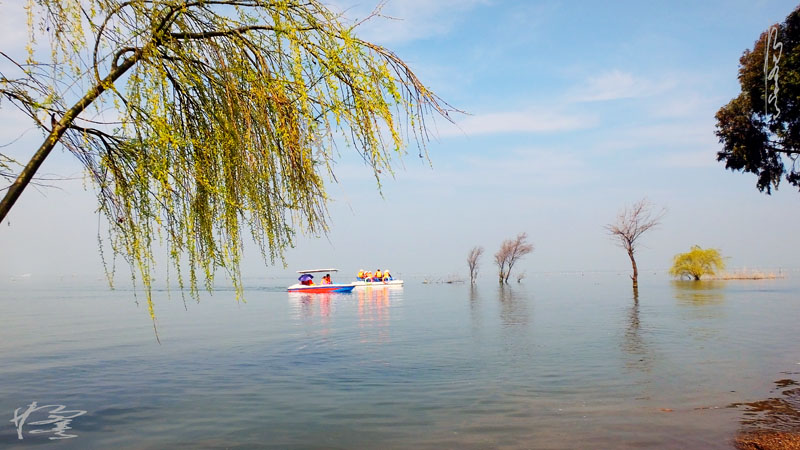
[469,286,481,333]
[671,280,726,305]
[495,285,532,363]
[670,280,727,342]
[621,288,653,373]
[497,285,529,328]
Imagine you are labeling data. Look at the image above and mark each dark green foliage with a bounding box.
[716,6,800,193]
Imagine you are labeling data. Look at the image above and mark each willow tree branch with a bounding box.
[168,25,316,40]
[0,49,144,222]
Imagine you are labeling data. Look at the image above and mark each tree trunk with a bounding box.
[0,49,143,222]
[628,250,638,289]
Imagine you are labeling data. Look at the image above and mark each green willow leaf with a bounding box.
[0,0,456,324]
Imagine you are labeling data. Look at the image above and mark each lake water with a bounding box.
[1,273,799,449]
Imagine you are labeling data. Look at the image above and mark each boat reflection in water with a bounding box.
[286,285,403,323]
[289,292,335,318]
[357,285,399,317]
[356,285,402,343]
[288,285,402,343]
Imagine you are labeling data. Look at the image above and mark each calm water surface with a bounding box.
[1,274,799,448]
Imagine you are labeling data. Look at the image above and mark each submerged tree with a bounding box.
[716,5,800,193]
[467,246,483,285]
[669,245,726,281]
[0,0,454,321]
[606,199,664,289]
[494,232,533,284]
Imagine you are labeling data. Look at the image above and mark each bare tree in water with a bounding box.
[494,232,534,284]
[467,246,484,285]
[606,199,665,290]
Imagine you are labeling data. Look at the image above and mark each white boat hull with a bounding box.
[353,279,404,287]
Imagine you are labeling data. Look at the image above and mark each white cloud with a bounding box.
[332,0,490,45]
[437,110,597,137]
[0,1,28,53]
[367,146,595,193]
[625,122,713,145]
[462,146,590,187]
[567,70,674,102]
[649,93,715,119]
[582,119,718,157]
[584,121,721,169]
[656,149,720,169]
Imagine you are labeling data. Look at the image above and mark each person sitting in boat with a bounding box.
[299,275,314,286]
[364,271,373,282]
[383,269,392,281]
[321,274,331,285]
[374,269,382,281]
[357,269,365,281]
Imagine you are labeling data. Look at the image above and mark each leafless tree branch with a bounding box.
[494,232,533,284]
[467,245,483,285]
[605,198,665,288]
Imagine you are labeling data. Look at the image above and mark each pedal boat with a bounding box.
[288,268,356,293]
[353,279,404,287]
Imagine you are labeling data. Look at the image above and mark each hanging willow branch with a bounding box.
[0,0,456,320]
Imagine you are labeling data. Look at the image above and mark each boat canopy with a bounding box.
[296,268,339,273]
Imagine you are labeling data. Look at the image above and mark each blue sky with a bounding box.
[1,0,799,282]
